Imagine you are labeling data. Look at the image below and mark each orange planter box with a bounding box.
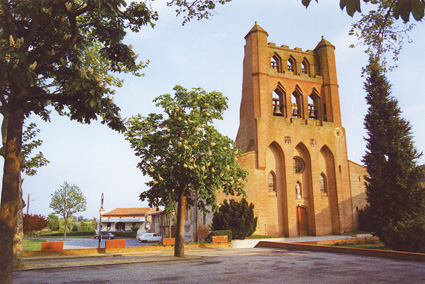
[211,236,228,244]
[41,242,64,251]
[105,239,126,248]
[162,238,175,245]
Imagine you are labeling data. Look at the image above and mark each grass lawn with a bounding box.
[247,235,276,239]
[23,238,46,251]
[327,238,389,250]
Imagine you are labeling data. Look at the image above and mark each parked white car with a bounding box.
[138,233,162,243]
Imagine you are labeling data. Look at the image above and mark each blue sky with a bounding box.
[3,0,424,219]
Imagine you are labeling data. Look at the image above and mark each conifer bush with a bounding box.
[212,198,257,239]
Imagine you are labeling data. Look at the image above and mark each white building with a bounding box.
[100,207,155,232]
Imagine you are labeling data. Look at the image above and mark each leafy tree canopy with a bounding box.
[50,182,87,220]
[46,213,60,231]
[23,213,47,234]
[301,0,425,22]
[126,85,248,216]
[0,0,157,130]
[20,123,49,176]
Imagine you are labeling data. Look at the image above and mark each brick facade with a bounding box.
[219,23,367,237]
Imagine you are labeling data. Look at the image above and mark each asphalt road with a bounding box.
[41,237,153,248]
[14,248,425,283]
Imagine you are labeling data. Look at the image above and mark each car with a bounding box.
[93,232,115,240]
[138,233,162,243]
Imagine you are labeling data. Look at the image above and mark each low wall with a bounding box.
[105,240,126,249]
[41,242,63,251]
[256,241,425,262]
[23,242,231,257]
[212,236,228,244]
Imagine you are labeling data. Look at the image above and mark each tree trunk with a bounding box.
[0,105,24,283]
[168,218,172,238]
[63,217,68,241]
[174,188,187,258]
[13,177,25,269]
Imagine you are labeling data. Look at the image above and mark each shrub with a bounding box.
[111,231,137,238]
[23,214,48,234]
[381,216,425,253]
[212,198,257,240]
[131,226,139,233]
[357,206,373,232]
[72,224,79,232]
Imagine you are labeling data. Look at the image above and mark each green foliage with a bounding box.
[381,216,425,253]
[126,85,248,217]
[0,1,158,130]
[212,198,257,240]
[362,57,425,251]
[131,226,139,233]
[50,182,87,219]
[167,0,232,25]
[46,214,60,231]
[44,230,95,237]
[20,123,50,176]
[301,0,425,22]
[72,224,79,232]
[22,214,48,234]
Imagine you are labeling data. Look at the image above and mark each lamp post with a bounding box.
[98,193,104,249]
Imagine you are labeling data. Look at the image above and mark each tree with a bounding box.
[47,214,60,232]
[49,182,87,241]
[22,213,48,235]
[126,85,248,257]
[212,198,257,240]
[2,122,49,269]
[362,56,425,251]
[301,0,425,22]
[167,0,231,25]
[0,2,156,281]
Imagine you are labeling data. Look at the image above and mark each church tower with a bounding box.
[234,23,355,236]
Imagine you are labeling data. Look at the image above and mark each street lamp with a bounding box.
[98,193,104,249]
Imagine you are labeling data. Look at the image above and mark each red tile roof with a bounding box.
[102,207,154,217]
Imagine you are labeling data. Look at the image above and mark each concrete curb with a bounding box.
[256,241,425,262]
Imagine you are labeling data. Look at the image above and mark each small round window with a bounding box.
[293,157,305,174]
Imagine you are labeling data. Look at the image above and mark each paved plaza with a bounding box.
[14,247,425,283]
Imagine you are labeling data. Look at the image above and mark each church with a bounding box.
[218,23,368,237]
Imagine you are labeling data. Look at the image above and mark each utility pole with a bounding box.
[27,194,30,215]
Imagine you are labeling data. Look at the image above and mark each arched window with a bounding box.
[273,90,284,116]
[293,157,305,174]
[308,93,319,119]
[296,182,302,199]
[291,92,302,118]
[320,173,327,194]
[271,54,281,72]
[301,60,309,75]
[268,171,276,192]
[287,57,296,73]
